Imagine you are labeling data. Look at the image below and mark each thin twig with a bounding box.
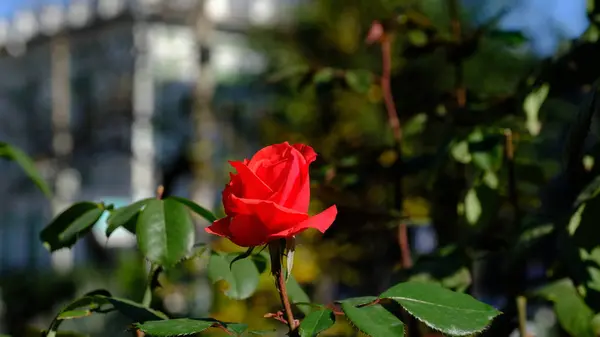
[368,21,413,269]
[516,296,528,337]
[449,0,466,108]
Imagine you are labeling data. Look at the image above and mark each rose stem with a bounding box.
[270,241,297,335]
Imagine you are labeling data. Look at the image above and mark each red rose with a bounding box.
[205,142,337,247]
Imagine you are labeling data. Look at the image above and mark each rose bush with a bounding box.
[8,140,501,337]
[206,142,338,247]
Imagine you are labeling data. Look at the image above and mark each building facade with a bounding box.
[0,0,294,273]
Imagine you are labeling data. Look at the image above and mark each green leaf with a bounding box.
[341,303,404,337]
[40,202,104,252]
[168,196,218,223]
[46,291,111,335]
[379,281,500,336]
[251,251,269,274]
[565,195,600,311]
[136,198,195,267]
[464,184,499,227]
[207,252,260,300]
[299,309,335,337]
[57,310,92,320]
[337,296,377,306]
[287,275,312,315]
[102,296,168,322]
[106,198,152,236]
[135,318,247,336]
[450,140,471,164]
[313,68,335,84]
[575,174,600,207]
[0,142,52,197]
[536,279,595,337]
[523,83,549,136]
[344,69,373,93]
[467,130,503,172]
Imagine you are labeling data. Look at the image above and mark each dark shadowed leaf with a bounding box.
[106,198,152,236]
[168,196,218,223]
[536,279,595,337]
[565,81,599,175]
[299,309,335,337]
[207,252,260,300]
[136,198,195,267]
[345,69,373,93]
[40,202,104,252]
[379,281,500,335]
[0,142,52,197]
[341,303,404,337]
[488,30,527,46]
[102,296,168,322]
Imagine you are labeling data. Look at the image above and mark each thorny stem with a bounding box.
[269,241,297,335]
[276,268,297,333]
[378,28,413,269]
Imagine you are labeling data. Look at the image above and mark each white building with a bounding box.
[0,0,294,273]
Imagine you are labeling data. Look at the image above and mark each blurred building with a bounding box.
[0,0,296,274]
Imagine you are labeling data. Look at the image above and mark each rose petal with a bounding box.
[292,143,317,164]
[228,196,308,231]
[205,217,232,238]
[269,205,337,239]
[229,161,273,199]
[228,214,271,247]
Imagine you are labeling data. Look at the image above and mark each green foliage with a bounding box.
[298,310,336,337]
[0,142,52,197]
[168,196,218,223]
[536,279,596,337]
[135,318,247,337]
[136,198,195,267]
[40,202,105,252]
[378,282,500,335]
[341,303,405,337]
[207,251,262,300]
[106,198,152,236]
[44,289,168,336]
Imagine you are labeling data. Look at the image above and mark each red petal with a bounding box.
[229,196,308,231]
[205,217,232,238]
[269,205,337,239]
[228,214,270,247]
[229,161,273,199]
[292,143,317,164]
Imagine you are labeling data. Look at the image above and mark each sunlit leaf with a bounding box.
[536,279,595,337]
[379,281,500,335]
[523,84,549,136]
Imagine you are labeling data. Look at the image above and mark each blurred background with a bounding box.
[0,0,599,336]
